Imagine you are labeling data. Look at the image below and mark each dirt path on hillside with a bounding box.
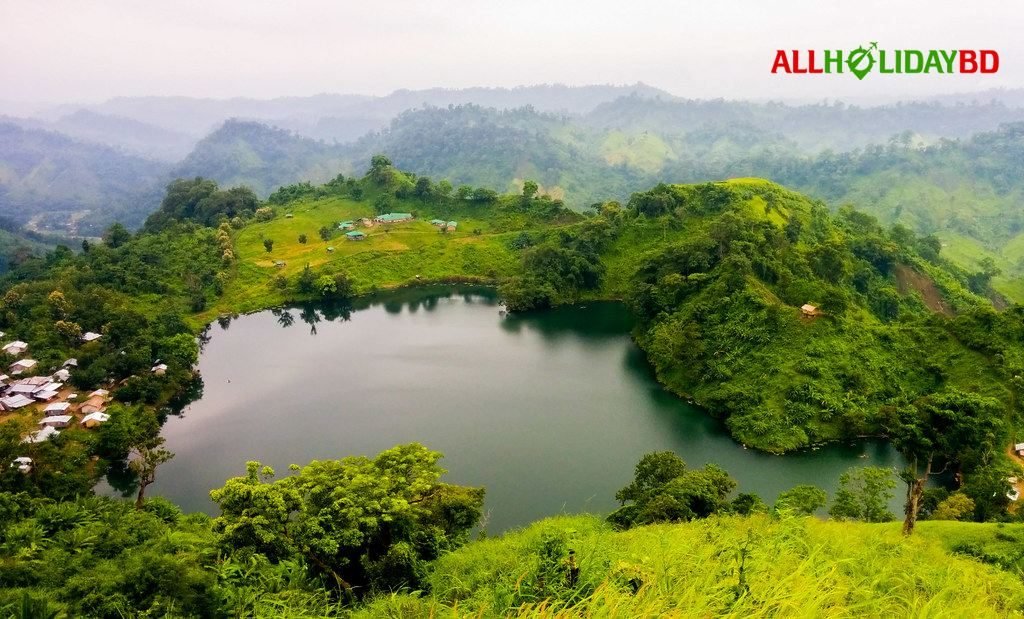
[894,264,953,316]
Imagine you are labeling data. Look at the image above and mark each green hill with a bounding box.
[355,514,1024,618]
[212,171,1021,458]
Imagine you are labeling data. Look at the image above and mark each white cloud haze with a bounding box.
[1,0,1019,104]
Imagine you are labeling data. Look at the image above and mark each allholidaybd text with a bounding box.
[772,43,999,80]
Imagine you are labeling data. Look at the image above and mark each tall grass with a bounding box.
[354,515,1024,618]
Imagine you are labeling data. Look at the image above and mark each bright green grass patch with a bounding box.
[355,515,1024,618]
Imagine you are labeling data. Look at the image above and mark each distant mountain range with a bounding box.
[4,84,1024,246]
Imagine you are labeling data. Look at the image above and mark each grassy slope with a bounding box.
[208,193,577,319]
[355,514,1024,618]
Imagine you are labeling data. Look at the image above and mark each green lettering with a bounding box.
[939,49,957,73]
[878,50,894,74]
[824,50,843,73]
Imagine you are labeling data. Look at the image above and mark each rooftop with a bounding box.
[376,212,413,222]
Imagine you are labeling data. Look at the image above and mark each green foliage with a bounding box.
[144,178,259,231]
[608,451,736,528]
[210,443,484,595]
[774,485,827,516]
[828,466,897,523]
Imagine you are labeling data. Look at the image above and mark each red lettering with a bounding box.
[807,50,823,74]
[981,50,999,73]
[959,49,978,73]
[792,50,807,74]
[771,50,791,74]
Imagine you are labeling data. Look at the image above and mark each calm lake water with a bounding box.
[149,287,905,532]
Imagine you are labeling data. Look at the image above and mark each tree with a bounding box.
[414,176,433,201]
[104,223,131,248]
[129,437,174,509]
[609,451,736,528]
[775,484,827,516]
[931,493,975,521]
[318,226,331,241]
[263,239,274,253]
[315,275,336,297]
[296,264,316,294]
[884,390,1003,535]
[373,195,392,215]
[828,466,895,523]
[210,444,483,595]
[47,290,70,319]
[54,320,83,343]
[522,180,539,200]
[298,233,307,244]
[368,154,394,185]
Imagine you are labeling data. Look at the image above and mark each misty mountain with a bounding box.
[584,97,1024,151]
[41,83,672,143]
[171,120,350,197]
[0,122,170,235]
[50,110,196,161]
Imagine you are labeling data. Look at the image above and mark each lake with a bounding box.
[149,286,905,531]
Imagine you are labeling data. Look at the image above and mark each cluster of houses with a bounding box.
[339,213,417,241]
[336,213,459,242]
[3,334,173,475]
[430,219,458,232]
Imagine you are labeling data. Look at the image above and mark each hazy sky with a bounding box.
[1,0,1019,104]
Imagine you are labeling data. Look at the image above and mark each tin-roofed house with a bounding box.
[39,415,73,429]
[9,359,37,375]
[374,212,413,224]
[79,395,107,415]
[23,425,59,443]
[345,230,366,241]
[81,412,111,428]
[2,341,28,356]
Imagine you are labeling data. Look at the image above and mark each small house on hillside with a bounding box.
[360,218,374,227]
[1015,442,1024,457]
[11,457,31,473]
[9,359,37,375]
[23,425,59,443]
[80,395,107,415]
[800,304,819,317]
[82,332,102,343]
[81,412,111,428]
[44,402,71,415]
[39,415,72,429]
[374,212,413,224]
[89,389,109,398]
[1,394,34,409]
[446,221,458,231]
[32,388,59,402]
[53,369,71,382]
[345,230,366,241]
[2,341,28,356]
[63,358,77,368]
[430,219,446,227]
[338,220,355,230]
[152,363,168,376]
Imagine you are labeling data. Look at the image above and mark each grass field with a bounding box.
[354,514,1024,618]
[207,194,580,318]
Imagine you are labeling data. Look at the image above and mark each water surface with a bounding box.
[151,287,904,531]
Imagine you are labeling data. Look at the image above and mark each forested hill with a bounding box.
[585,96,1024,151]
[0,123,169,235]
[170,120,350,198]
